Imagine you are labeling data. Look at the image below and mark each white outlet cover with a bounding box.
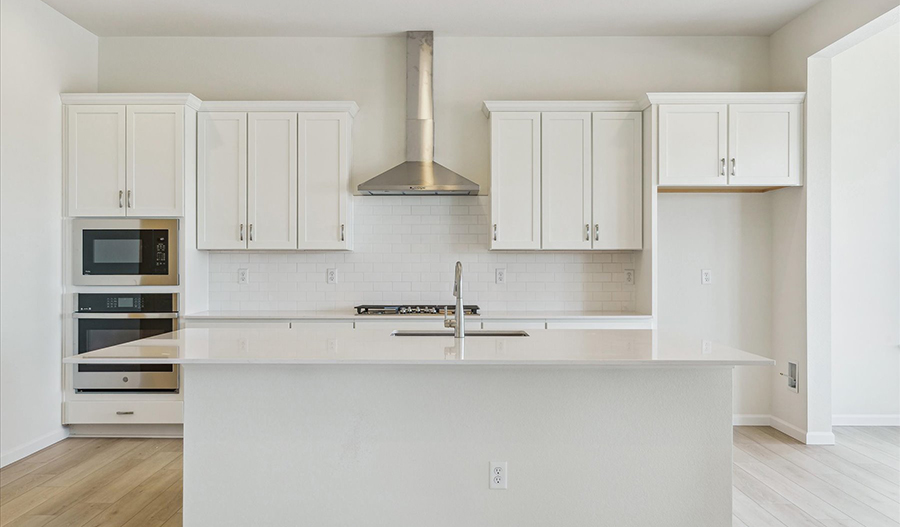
[701,269,712,285]
[326,269,337,284]
[624,269,634,285]
[489,461,507,490]
[238,268,249,284]
[495,268,506,285]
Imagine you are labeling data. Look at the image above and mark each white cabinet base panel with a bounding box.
[65,401,183,425]
[184,365,733,526]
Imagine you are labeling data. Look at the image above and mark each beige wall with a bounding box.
[98,36,770,192]
[0,0,98,466]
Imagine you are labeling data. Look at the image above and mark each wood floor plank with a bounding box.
[42,441,144,488]
[858,428,899,448]
[80,464,181,527]
[0,474,55,508]
[733,487,790,527]
[0,486,64,527]
[159,508,182,527]
[833,429,900,468]
[119,478,182,527]
[837,428,900,458]
[82,451,179,506]
[0,440,100,490]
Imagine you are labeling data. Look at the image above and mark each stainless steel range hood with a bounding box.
[358,31,479,196]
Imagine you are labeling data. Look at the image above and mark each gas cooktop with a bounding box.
[354,305,480,316]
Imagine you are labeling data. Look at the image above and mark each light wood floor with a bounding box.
[1,427,897,526]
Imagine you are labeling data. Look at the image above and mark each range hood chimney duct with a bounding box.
[357,31,479,196]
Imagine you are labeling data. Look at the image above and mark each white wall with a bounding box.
[830,24,900,423]
[0,0,98,466]
[98,36,770,192]
[657,195,774,417]
[769,0,899,440]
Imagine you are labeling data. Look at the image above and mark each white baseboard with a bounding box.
[733,414,771,426]
[833,414,900,426]
[733,415,836,445]
[0,427,69,468]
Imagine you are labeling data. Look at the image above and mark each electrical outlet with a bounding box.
[326,269,337,284]
[489,462,507,490]
[237,268,249,284]
[495,268,506,285]
[624,269,634,285]
[701,269,713,285]
[701,340,713,354]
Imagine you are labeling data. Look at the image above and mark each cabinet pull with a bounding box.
[118,190,124,208]
[731,158,736,176]
[239,224,244,241]
[127,190,133,208]
[340,224,345,242]
[493,224,498,241]
[720,158,726,176]
[116,411,134,415]
[249,224,253,241]
[594,224,599,242]
[585,224,590,241]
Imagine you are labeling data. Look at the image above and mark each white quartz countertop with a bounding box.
[183,310,653,321]
[64,328,774,367]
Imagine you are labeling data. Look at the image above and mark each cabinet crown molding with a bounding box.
[640,92,806,108]
[482,100,643,118]
[198,101,359,116]
[60,93,202,110]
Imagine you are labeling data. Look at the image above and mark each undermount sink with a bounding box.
[390,330,530,337]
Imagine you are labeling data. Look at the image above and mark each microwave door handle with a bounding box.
[72,312,179,319]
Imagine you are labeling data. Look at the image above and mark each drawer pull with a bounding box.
[116,411,134,415]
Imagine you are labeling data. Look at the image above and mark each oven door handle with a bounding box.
[73,313,179,319]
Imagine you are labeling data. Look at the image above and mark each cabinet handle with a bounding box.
[720,158,726,176]
[239,223,244,241]
[340,224,345,242]
[493,224,498,241]
[731,158,736,176]
[116,411,134,415]
[585,224,590,241]
[118,190,124,208]
[594,224,599,242]
[127,190,133,208]
[249,224,253,241]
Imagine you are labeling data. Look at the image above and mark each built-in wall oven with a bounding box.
[73,219,178,286]
[74,293,179,392]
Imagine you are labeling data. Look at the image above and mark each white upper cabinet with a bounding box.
[592,112,643,250]
[727,104,801,186]
[248,112,297,250]
[126,105,184,216]
[65,96,195,218]
[483,102,645,251]
[197,112,247,250]
[67,105,127,217]
[195,102,357,251]
[490,112,541,250]
[297,112,351,250]
[658,104,728,187]
[651,93,805,189]
[541,112,592,250]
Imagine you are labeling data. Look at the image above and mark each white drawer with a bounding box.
[183,320,290,329]
[353,319,447,330]
[65,401,183,424]
[546,320,651,330]
[481,321,546,330]
[290,321,355,329]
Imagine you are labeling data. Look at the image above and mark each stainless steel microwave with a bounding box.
[73,219,178,286]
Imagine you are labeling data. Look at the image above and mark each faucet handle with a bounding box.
[443,306,456,328]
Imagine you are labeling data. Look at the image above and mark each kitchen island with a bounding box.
[66,327,773,527]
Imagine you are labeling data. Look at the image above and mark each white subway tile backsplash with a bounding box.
[208,196,638,312]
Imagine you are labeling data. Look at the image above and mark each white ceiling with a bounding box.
[42,0,822,37]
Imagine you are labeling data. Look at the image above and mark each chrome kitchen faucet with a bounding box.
[444,261,465,338]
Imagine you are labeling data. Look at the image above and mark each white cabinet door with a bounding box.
[298,112,351,250]
[197,112,247,250]
[541,112,592,250]
[658,104,727,187]
[728,104,801,186]
[67,105,126,217]
[126,105,184,217]
[490,112,541,250]
[248,113,297,249]
[592,112,642,250]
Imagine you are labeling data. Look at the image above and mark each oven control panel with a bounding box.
[77,293,177,313]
